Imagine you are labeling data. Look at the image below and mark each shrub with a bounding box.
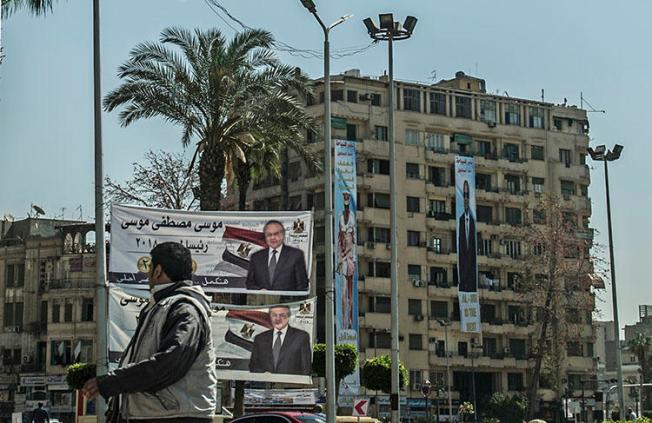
[66,363,96,390]
[360,355,408,393]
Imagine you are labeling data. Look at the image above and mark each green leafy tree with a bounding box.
[360,354,408,394]
[104,27,314,211]
[628,333,651,413]
[485,393,528,423]
[312,343,358,396]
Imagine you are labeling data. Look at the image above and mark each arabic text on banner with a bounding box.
[109,205,313,295]
[455,155,481,333]
[334,139,360,395]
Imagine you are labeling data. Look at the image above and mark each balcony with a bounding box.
[361,312,391,330]
[359,276,390,295]
[41,278,94,292]
[358,208,390,224]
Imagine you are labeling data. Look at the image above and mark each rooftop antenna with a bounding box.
[541,89,545,102]
[3,213,14,222]
[429,69,437,82]
[76,205,83,221]
[581,92,606,113]
[31,204,45,217]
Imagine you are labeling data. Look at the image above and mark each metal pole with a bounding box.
[604,158,625,420]
[445,326,452,423]
[322,28,337,423]
[387,32,401,423]
[471,353,477,423]
[93,0,107,421]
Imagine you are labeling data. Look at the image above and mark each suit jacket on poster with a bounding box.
[458,212,477,292]
[245,245,309,292]
[248,325,312,375]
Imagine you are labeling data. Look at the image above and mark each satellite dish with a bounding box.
[31,204,45,216]
[3,214,14,222]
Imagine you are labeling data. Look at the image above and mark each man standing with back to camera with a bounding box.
[81,242,217,422]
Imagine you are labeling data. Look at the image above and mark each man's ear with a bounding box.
[151,264,163,281]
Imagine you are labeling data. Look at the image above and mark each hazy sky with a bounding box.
[1,0,650,330]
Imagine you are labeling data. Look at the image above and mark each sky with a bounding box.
[1,0,650,331]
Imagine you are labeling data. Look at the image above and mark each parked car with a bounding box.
[229,411,325,423]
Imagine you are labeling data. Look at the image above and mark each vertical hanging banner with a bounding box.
[455,156,481,333]
[334,139,360,395]
[109,205,313,295]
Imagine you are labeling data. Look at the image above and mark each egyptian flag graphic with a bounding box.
[212,226,267,276]
[222,309,272,354]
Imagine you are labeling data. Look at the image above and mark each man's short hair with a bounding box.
[269,305,291,317]
[150,242,193,282]
[37,402,43,408]
[263,220,285,234]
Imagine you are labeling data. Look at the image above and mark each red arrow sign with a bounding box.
[353,399,369,417]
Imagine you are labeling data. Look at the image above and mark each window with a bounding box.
[369,332,391,349]
[505,174,521,194]
[331,89,343,101]
[375,125,388,141]
[567,341,582,357]
[408,299,422,316]
[532,177,545,194]
[405,129,419,146]
[476,140,492,157]
[369,261,391,278]
[51,340,73,365]
[455,96,472,118]
[508,373,524,390]
[52,301,60,323]
[580,153,587,165]
[533,209,545,224]
[368,159,390,175]
[458,342,468,357]
[503,144,520,161]
[477,205,493,224]
[430,301,448,318]
[5,263,25,288]
[505,103,520,125]
[406,197,420,213]
[407,264,421,281]
[368,227,390,243]
[561,180,575,197]
[347,90,358,103]
[484,337,497,355]
[81,298,94,322]
[429,200,446,214]
[369,296,391,313]
[580,184,588,197]
[509,339,527,359]
[425,133,445,151]
[529,107,545,129]
[403,88,421,112]
[505,208,522,225]
[428,166,447,186]
[3,302,14,327]
[406,163,420,179]
[430,237,442,252]
[430,92,446,115]
[505,240,522,259]
[559,149,572,167]
[64,302,73,322]
[409,334,423,350]
[371,93,381,106]
[476,173,492,191]
[481,303,496,322]
[367,193,391,209]
[407,231,421,247]
[507,273,520,290]
[480,238,493,256]
[409,369,423,389]
[429,267,447,287]
[480,100,496,123]
[531,145,544,160]
[346,123,357,141]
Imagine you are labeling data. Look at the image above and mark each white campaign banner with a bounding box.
[109,204,313,295]
[108,284,316,384]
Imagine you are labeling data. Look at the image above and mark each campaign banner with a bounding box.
[109,204,313,295]
[243,388,317,405]
[455,156,481,333]
[107,284,316,384]
[213,299,316,384]
[334,139,360,395]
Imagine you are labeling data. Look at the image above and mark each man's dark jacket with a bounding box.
[246,245,308,291]
[458,212,477,292]
[97,281,212,423]
[248,326,312,375]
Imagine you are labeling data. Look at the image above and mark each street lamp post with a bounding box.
[470,341,483,423]
[298,2,351,422]
[422,379,432,422]
[587,144,624,420]
[438,319,453,423]
[363,14,417,423]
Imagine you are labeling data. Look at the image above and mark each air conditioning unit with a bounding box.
[385,243,391,250]
[22,355,33,364]
[414,314,424,322]
[412,279,425,288]
[419,241,428,247]
[411,382,421,391]
[359,93,371,102]
[487,121,497,128]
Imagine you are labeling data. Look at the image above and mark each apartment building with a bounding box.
[245,70,600,420]
[0,218,97,422]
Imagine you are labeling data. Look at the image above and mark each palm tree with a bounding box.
[1,0,56,16]
[628,333,651,414]
[104,26,311,211]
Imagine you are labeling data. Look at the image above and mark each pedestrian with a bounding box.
[627,407,637,420]
[81,242,217,422]
[31,402,49,423]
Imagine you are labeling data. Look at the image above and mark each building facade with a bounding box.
[246,70,600,420]
[0,218,97,422]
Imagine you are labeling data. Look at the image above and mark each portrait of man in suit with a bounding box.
[457,180,477,292]
[245,220,309,292]
[248,305,312,375]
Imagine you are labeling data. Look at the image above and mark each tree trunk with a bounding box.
[199,143,225,211]
[280,147,289,210]
[235,160,252,211]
